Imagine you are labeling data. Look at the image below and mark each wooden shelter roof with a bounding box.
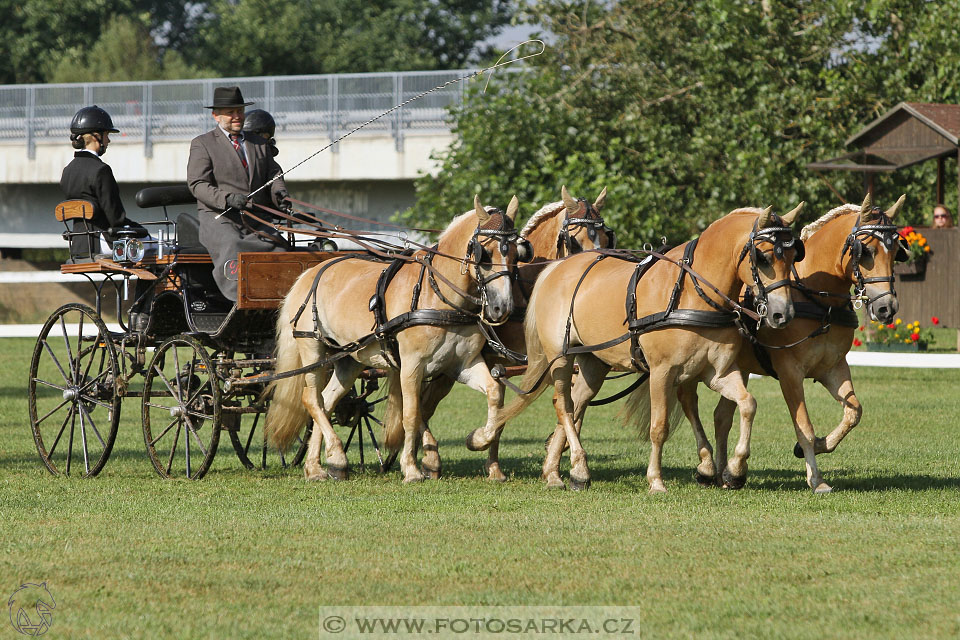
[808,102,960,173]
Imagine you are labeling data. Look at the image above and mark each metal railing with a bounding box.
[0,70,476,158]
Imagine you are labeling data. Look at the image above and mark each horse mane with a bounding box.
[800,204,860,242]
[520,201,564,238]
[727,207,767,216]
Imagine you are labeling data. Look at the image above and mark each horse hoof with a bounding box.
[648,483,667,494]
[721,469,746,490]
[694,471,715,487]
[792,442,804,459]
[569,476,591,491]
[794,437,827,458]
[403,473,425,484]
[545,477,566,490]
[812,482,833,494]
[484,463,507,482]
[423,467,442,480]
[326,465,349,481]
[465,429,491,452]
[304,464,328,481]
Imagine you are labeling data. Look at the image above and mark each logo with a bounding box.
[8,583,55,636]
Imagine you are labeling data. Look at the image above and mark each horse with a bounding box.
[265,195,525,483]
[692,193,905,493]
[412,185,615,481]
[480,204,803,492]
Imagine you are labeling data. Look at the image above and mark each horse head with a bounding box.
[736,202,804,328]
[841,193,905,323]
[462,194,522,324]
[557,185,615,256]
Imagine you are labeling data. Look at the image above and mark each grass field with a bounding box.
[2,336,960,639]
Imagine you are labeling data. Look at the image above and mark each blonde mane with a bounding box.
[520,201,565,238]
[728,207,767,216]
[800,204,860,242]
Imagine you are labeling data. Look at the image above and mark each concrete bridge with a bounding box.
[0,71,468,248]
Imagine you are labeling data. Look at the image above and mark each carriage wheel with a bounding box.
[228,398,311,471]
[142,335,221,480]
[332,374,389,472]
[28,303,121,477]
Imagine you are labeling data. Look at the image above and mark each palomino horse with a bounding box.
[694,193,905,493]
[413,185,615,480]
[265,195,524,483]
[480,204,803,492]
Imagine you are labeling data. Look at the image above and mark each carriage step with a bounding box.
[190,312,228,332]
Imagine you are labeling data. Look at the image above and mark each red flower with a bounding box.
[911,332,920,342]
[853,338,863,347]
[932,316,940,325]
[899,226,914,238]
[858,325,865,332]
[886,323,896,329]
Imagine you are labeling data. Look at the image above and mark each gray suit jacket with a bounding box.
[186,127,289,301]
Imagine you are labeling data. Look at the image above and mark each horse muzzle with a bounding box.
[763,295,795,329]
[868,291,899,324]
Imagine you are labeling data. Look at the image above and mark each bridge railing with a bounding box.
[0,70,477,158]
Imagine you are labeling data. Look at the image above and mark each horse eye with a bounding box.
[756,252,771,266]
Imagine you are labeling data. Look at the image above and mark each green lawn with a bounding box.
[2,337,959,639]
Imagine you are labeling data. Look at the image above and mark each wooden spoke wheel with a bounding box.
[28,304,121,477]
[228,395,311,471]
[333,375,388,472]
[142,335,221,480]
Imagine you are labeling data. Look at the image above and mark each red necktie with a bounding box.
[230,134,248,170]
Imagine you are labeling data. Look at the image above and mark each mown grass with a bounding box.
[2,336,959,639]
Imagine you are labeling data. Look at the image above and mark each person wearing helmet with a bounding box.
[186,87,294,302]
[59,105,148,256]
[242,109,278,156]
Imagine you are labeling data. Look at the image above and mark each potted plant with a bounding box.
[859,318,936,352]
[894,226,931,275]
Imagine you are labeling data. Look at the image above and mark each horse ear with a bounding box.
[561,185,578,211]
[885,194,906,220]
[758,205,773,227]
[505,195,519,222]
[780,201,804,225]
[594,187,607,211]
[475,194,490,224]
[859,193,873,224]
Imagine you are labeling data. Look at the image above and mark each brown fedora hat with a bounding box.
[205,86,254,109]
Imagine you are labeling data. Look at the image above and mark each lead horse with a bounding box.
[694,193,905,493]
[481,204,803,492]
[266,195,524,482]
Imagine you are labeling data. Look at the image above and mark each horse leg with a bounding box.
[677,381,716,486]
[315,360,364,480]
[778,369,832,493]
[712,396,737,485]
[803,360,862,456]
[552,357,590,490]
[543,356,607,489]
[707,370,755,490]
[301,367,334,481]
[646,369,677,493]
[456,356,508,481]
[419,375,455,478]
[398,364,427,483]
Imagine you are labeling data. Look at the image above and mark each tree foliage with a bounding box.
[0,0,513,84]
[406,0,960,243]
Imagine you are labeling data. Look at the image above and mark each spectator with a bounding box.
[932,204,954,228]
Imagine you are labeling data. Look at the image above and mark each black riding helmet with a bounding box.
[242,109,276,139]
[70,105,119,135]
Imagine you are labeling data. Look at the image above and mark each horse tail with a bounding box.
[265,281,311,452]
[380,372,404,453]
[618,376,684,442]
[497,262,561,423]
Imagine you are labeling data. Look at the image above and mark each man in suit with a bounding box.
[186,86,292,302]
[60,105,148,257]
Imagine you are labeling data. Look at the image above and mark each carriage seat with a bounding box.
[175,213,210,255]
[55,199,110,262]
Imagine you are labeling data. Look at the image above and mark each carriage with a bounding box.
[27,186,386,480]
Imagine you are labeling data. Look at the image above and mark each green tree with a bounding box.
[48,15,210,83]
[187,0,514,76]
[407,0,956,242]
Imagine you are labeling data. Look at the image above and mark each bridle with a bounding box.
[737,216,804,318]
[840,209,904,308]
[557,198,616,257]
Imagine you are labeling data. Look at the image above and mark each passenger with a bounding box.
[60,105,149,258]
[186,86,292,302]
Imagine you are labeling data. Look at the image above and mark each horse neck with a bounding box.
[683,217,750,303]
[525,207,564,260]
[796,213,855,298]
[429,219,476,306]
